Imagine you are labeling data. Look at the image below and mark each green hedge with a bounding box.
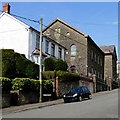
[42,70,80,82]
[0,77,12,91]
[12,78,40,93]
[44,57,68,71]
[1,49,16,78]
[44,58,56,71]
[12,78,53,94]
[15,53,39,79]
[42,80,53,94]
[55,59,68,71]
[1,49,39,79]
[57,71,80,82]
[42,71,54,80]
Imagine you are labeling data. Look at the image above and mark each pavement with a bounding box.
[1,89,119,115]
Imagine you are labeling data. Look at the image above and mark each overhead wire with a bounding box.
[0,10,117,47]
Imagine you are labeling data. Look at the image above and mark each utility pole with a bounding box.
[39,18,43,102]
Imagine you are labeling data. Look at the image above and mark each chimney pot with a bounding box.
[2,3,10,14]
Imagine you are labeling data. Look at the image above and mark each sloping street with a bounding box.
[3,89,118,118]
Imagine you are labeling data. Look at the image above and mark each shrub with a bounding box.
[44,57,68,71]
[42,80,53,94]
[44,57,56,71]
[56,70,80,82]
[12,78,40,93]
[0,77,12,91]
[15,53,39,79]
[55,59,68,71]
[42,71,54,80]
[1,49,16,78]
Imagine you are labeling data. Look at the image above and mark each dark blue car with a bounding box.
[63,86,91,103]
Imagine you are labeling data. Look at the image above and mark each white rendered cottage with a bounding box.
[0,12,66,65]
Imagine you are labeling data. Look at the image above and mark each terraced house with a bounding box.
[0,4,66,68]
[43,18,106,92]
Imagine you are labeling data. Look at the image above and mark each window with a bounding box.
[100,58,103,66]
[36,34,40,49]
[58,47,62,59]
[70,65,76,73]
[45,40,49,54]
[98,56,100,64]
[51,43,55,57]
[95,53,97,62]
[71,45,76,56]
[91,50,93,59]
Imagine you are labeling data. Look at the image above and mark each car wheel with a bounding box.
[88,95,91,99]
[79,96,82,101]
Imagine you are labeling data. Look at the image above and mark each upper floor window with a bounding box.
[91,50,94,59]
[36,34,40,49]
[98,56,100,64]
[58,47,62,59]
[45,40,49,54]
[71,45,76,57]
[51,43,55,57]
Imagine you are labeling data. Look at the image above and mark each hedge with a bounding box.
[15,53,39,79]
[1,49,16,78]
[55,59,68,71]
[42,70,80,82]
[12,78,40,93]
[0,77,12,91]
[12,78,53,94]
[44,57,56,71]
[44,57,68,71]
[1,49,39,79]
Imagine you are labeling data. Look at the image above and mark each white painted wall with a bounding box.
[0,13,66,65]
[0,13,29,58]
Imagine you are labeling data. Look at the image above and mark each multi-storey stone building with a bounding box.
[43,18,105,92]
[100,45,118,90]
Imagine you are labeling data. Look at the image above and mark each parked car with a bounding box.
[63,86,91,103]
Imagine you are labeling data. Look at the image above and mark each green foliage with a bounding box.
[44,57,56,71]
[0,77,12,91]
[12,78,40,93]
[12,78,53,94]
[55,59,68,71]
[56,70,80,82]
[42,71,54,80]
[42,70,80,82]
[44,57,68,71]
[15,53,39,79]
[42,80,53,94]
[1,49,16,78]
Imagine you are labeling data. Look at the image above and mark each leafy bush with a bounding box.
[1,49,16,78]
[44,57,56,71]
[42,80,53,94]
[57,70,80,82]
[42,71,54,80]
[12,78,53,94]
[44,57,68,71]
[0,77,12,91]
[55,59,68,71]
[12,78,40,93]
[42,70,80,82]
[15,53,39,79]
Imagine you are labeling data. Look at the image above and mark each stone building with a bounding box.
[43,18,105,92]
[117,61,120,87]
[100,45,118,90]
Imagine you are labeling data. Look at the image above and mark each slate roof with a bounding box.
[99,45,116,53]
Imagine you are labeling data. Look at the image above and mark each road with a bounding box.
[3,89,118,118]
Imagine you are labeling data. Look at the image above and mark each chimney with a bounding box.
[2,3,10,14]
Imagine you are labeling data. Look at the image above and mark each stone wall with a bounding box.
[1,91,11,108]
[10,90,39,106]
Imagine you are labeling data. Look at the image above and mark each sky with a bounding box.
[1,2,119,59]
